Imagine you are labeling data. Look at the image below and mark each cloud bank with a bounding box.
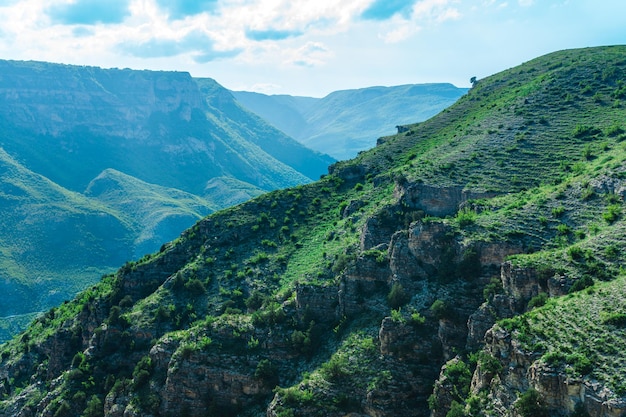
[0,0,623,96]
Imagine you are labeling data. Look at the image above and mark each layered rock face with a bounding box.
[0,61,202,139]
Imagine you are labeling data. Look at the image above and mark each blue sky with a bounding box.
[0,0,625,96]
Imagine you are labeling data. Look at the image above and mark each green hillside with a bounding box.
[1,46,626,417]
[0,61,334,342]
[232,83,468,159]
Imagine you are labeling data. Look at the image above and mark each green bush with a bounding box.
[483,276,503,300]
[515,389,548,417]
[456,207,477,228]
[446,401,465,417]
[566,353,592,375]
[603,204,621,224]
[551,206,565,217]
[387,283,410,309]
[254,359,278,385]
[82,395,104,417]
[601,312,626,327]
[477,352,502,375]
[321,355,348,382]
[245,290,266,311]
[527,293,548,310]
[569,275,594,293]
[430,299,451,320]
[184,278,206,295]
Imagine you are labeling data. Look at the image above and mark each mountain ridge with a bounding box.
[232,83,468,159]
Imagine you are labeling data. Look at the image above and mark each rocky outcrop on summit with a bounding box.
[0,61,202,138]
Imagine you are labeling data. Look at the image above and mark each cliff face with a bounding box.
[0,60,329,195]
[0,61,202,139]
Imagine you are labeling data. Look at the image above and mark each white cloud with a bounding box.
[0,0,623,97]
[286,41,332,67]
[375,0,460,43]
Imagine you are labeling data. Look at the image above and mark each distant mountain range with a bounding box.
[232,83,468,160]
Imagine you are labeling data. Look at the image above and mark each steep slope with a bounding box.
[0,61,334,341]
[196,78,334,181]
[84,169,216,257]
[232,83,468,159]
[0,151,214,341]
[1,46,626,417]
[0,148,132,317]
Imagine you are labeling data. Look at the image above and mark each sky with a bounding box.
[0,0,625,97]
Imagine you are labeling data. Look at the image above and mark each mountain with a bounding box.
[0,60,334,341]
[1,46,626,417]
[232,83,468,159]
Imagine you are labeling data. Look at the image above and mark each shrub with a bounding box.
[604,244,619,259]
[556,223,571,235]
[606,123,624,137]
[443,359,471,400]
[332,253,353,273]
[551,206,565,217]
[572,124,599,138]
[53,401,71,417]
[245,290,266,311]
[255,359,278,385]
[456,207,477,228]
[82,395,104,417]
[601,312,626,327]
[321,356,348,382]
[567,246,584,261]
[410,311,426,326]
[387,283,410,309]
[581,185,595,200]
[515,389,548,417]
[566,353,593,375]
[569,275,594,293]
[446,401,465,417]
[527,293,548,310]
[132,356,153,390]
[184,278,206,295]
[477,352,502,375]
[430,299,451,320]
[118,295,133,308]
[390,308,405,323]
[483,276,503,301]
[603,204,621,224]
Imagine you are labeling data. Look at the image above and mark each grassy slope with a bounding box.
[0,64,336,342]
[1,46,626,416]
